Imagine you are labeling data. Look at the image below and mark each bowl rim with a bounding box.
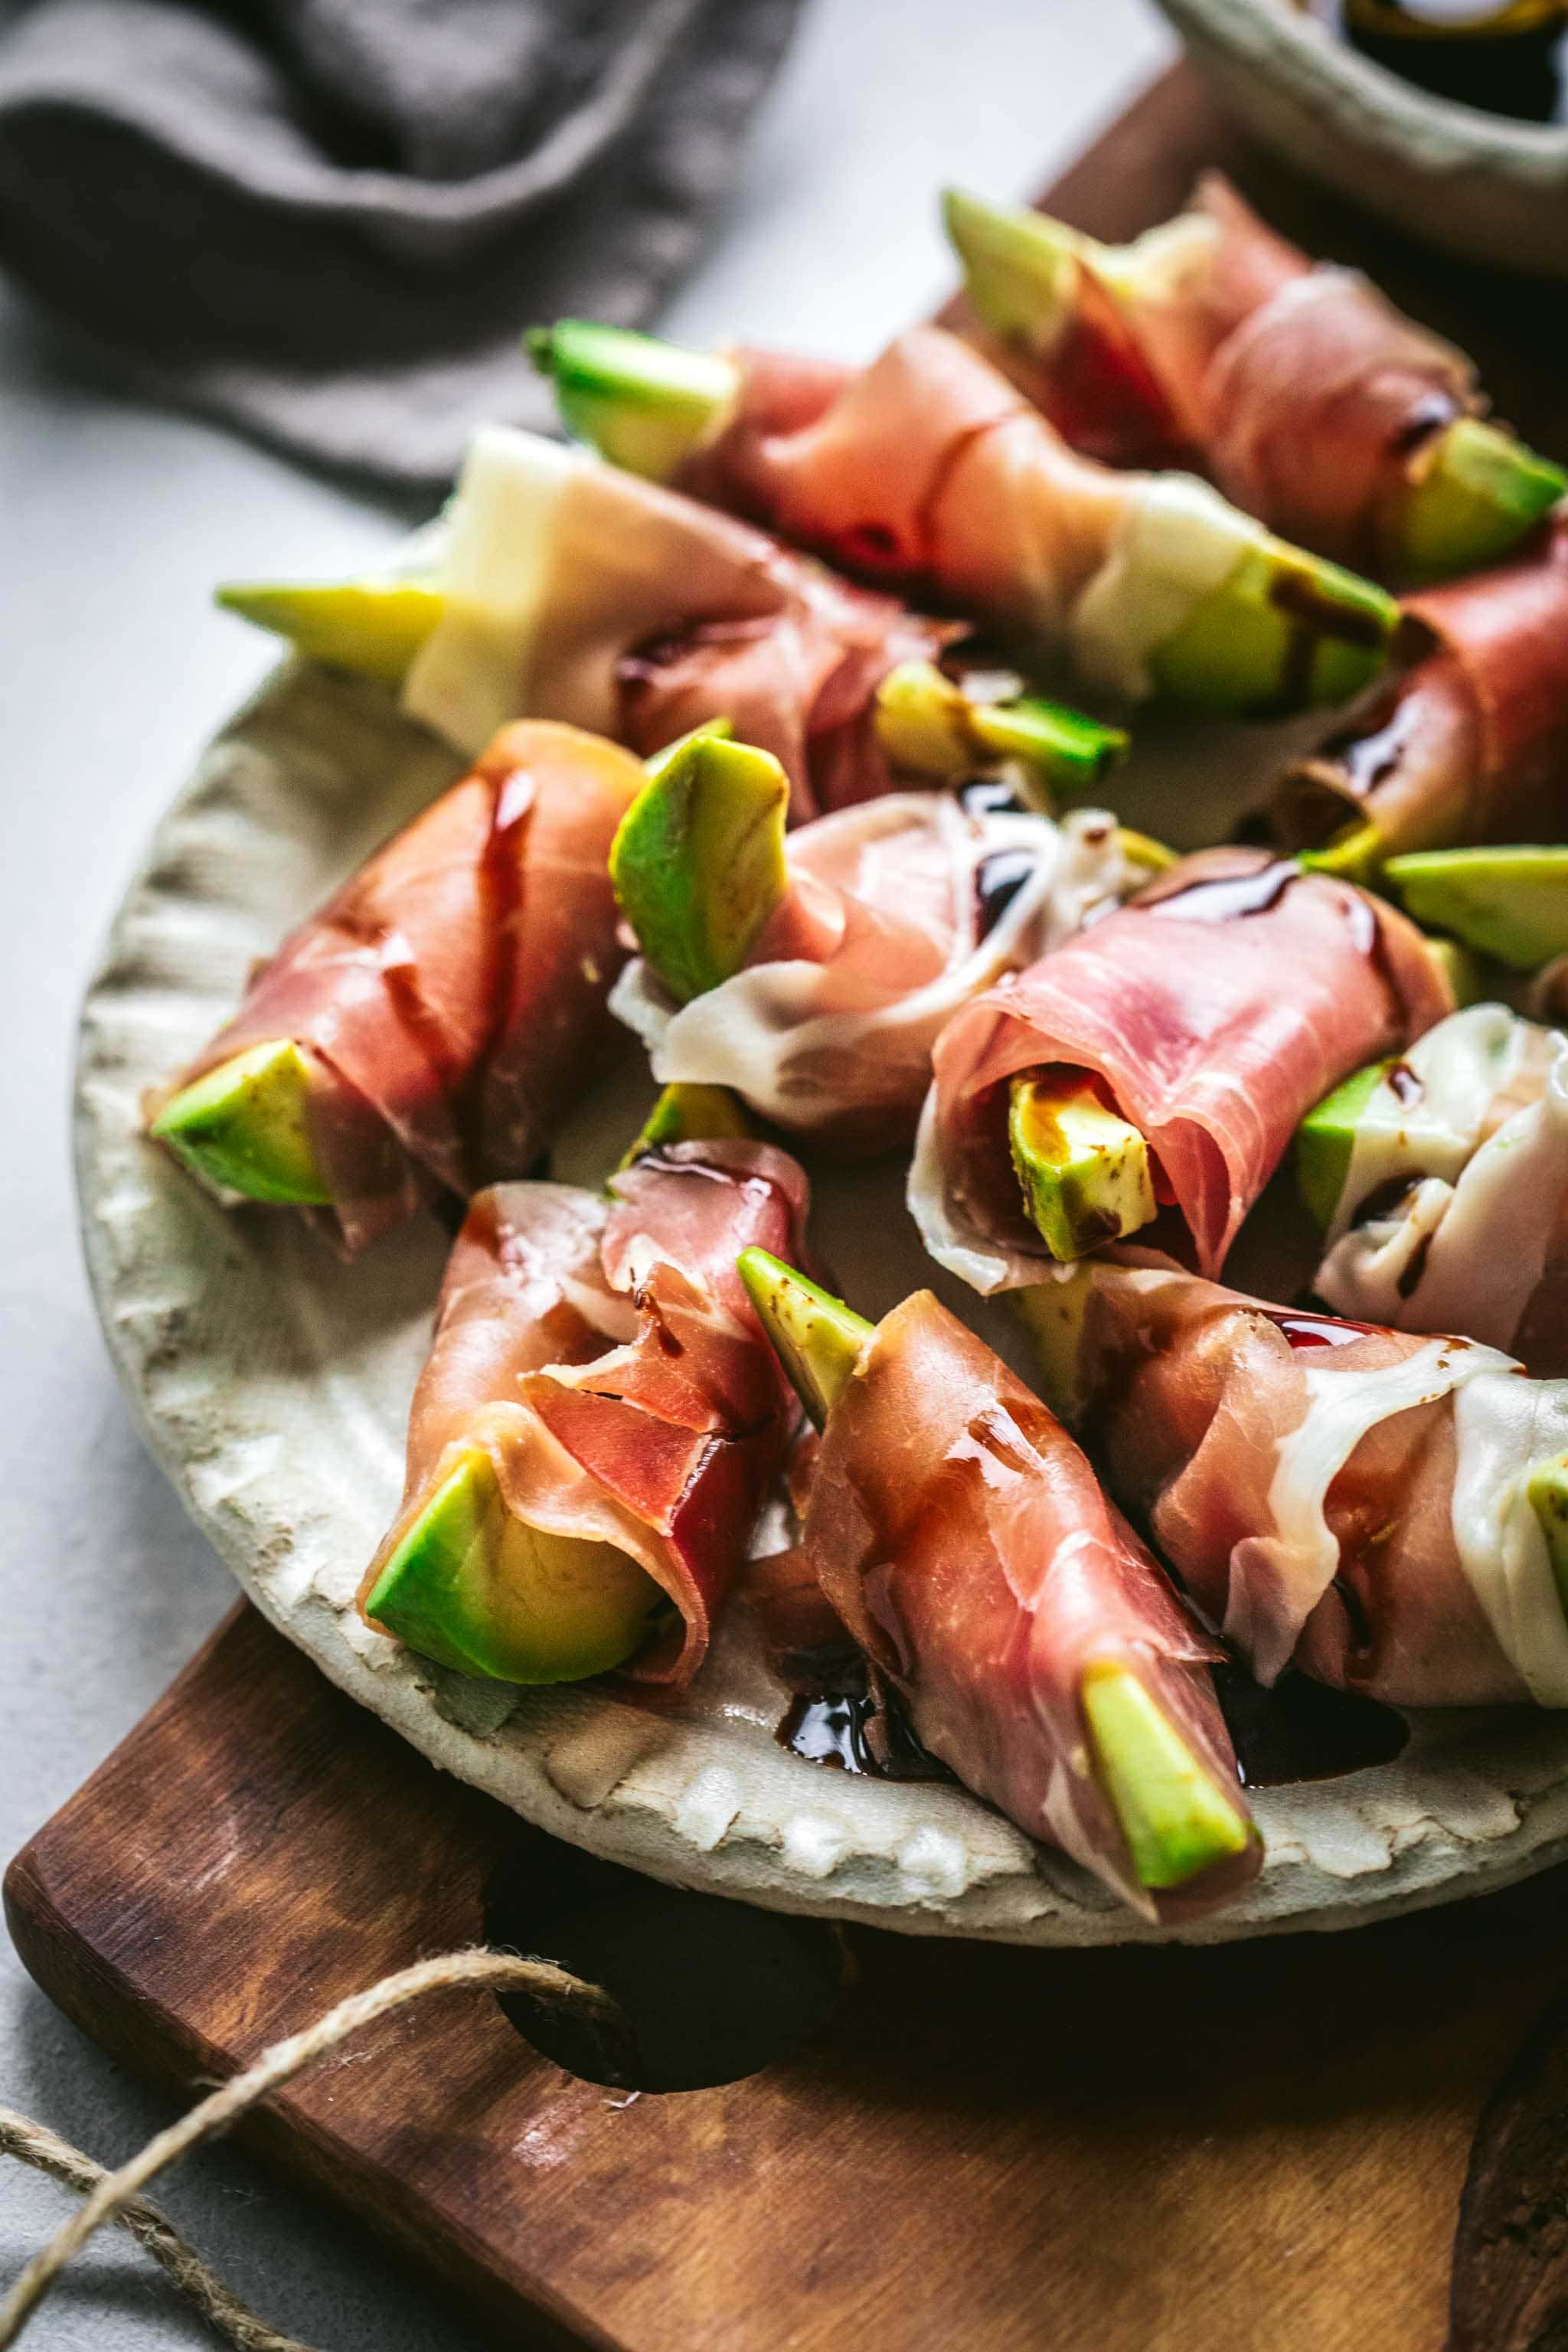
[1159,0,1568,168]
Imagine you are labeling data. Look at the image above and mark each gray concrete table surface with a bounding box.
[0,2,1171,2344]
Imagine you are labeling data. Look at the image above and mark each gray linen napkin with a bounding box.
[0,0,803,490]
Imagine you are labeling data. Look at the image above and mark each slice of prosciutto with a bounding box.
[656,324,1317,704]
[401,425,954,823]
[1037,1250,1568,1709]
[611,790,1137,1154]
[1315,1004,1568,1374]
[1273,519,1568,860]
[155,719,644,1254]
[360,1141,810,1687]
[912,847,1452,1292]
[799,1288,1259,1922]
[979,174,1485,574]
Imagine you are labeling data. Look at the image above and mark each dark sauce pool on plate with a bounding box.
[779,1661,1407,1792]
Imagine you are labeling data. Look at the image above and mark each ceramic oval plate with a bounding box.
[76,657,1568,1947]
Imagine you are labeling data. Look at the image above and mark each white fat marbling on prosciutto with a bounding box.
[1452,1370,1568,1707]
[1328,1002,1533,1246]
[1320,1037,1568,1350]
[403,426,577,754]
[1067,474,1271,701]
[1228,1337,1514,1686]
[613,798,1131,1143]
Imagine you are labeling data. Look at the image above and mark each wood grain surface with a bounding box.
[9,1602,1568,2352]
[15,64,1568,2351]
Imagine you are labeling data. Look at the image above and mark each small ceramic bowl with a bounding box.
[1152,0,1568,276]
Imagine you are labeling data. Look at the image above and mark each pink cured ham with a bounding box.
[667,325,1128,642]
[800,1289,1259,1921]
[610,792,1134,1153]
[360,1141,810,1686]
[157,720,644,1255]
[400,426,953,825]
[1048,1251,1568,1709]
[912,847,1452,1292]
[1314,1008,1568,1376]
[616,564,952,825]
[961,263,1193,473]
[1275,519,1568,858]
[987,174,1481,573]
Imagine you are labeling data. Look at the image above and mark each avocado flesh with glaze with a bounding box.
[1386,848,1568,971]
[216,577,443,684]
[873,658,1127,804]
[528,320,739,483]
[611,730,791,1004]
[1080,1662,1253,1891]
[737,1248,871,1431]
[619,1082,755,1169]
[1398,419,1566,586]
[149,1039,332,1206]
[1295,1057,1393,1234]
[1148,540,1396,717]
[364,1449,667,1684]
[1008,1073,1156,1262]
[1527,1452,1568,1623]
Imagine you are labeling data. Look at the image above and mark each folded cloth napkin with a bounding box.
[0,0,802,490]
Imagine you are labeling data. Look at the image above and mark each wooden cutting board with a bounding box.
[10,1599,1568,2352]
[15,64,1568,2352]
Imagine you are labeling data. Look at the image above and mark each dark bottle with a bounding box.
[1341,0,1566,123]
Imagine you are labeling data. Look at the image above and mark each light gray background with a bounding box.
[0,3,1171,2343]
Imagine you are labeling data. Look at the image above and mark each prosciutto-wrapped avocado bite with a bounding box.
[1271,521,1568,876]
[531,319,1399,717]
[737,1250,1260,1922]
[1298,1004,1568,1373]
[220,426,1122,827]
[1017,1252,1568,1711]
[360,1140,809,1687]
[606,725,1149,1155]
[910,847,1452,1292]
[943,178,1565,584]
[149,720,644,1254]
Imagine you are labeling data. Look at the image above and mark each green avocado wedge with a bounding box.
[618,1082,755,1169]
[1295,1057,1392,1235]
[872,658,1127,805]
[528,321,739,483]
[1384,848,1568,971]
[216,577,443,684]
[1299,820,1387,887]
[737,1249,871,1431]
[1081,1662,1255,1893]
[149,1039,332,1206]
[1008,1266,1097,1427]
[1398,419,1566,587]
[942,187,1083,351]
[1008,1073,1156,1262]
[611,727,791,1004]
[1148,538,1398,717]
[1528,1451,1568,1622]
[364,1449,668,1684]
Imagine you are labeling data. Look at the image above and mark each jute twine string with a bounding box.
[0,1947,633,2350]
